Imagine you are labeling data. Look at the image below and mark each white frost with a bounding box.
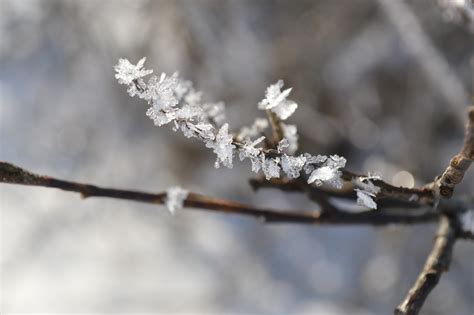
[165,186,189,214]
[352,175,380,210]
[262,157,281,180]
[308,166,342,188]
[140,73,180,110]
[205,123,235,168]
[307,155,346,188]
[258,80,298,120]
[114,57,153,85]
[355,189,378,210]
[237,118,269,140]
[281,154,306,179]
[202,102,226,126]
[281,123,299,154]
[239,137,264,160]
[238,136,266,173]
[277,138,290,153]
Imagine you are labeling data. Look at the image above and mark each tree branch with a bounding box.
[266,109,285,145]
[395,215,459,315]
[0,161,439,225]
[250,171,435,209]
[341,170,435,207]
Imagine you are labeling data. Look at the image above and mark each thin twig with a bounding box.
[395,216,458,315]
[266,109,285,145]
[0,161,439,225]
[433,106,474,198]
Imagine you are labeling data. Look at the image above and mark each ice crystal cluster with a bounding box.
[258,80,298,120]
[352,175,381,209]
[115,58,378,209]
[165,186,188,214]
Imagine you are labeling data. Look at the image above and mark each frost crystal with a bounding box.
[238,136,265,173]
[281,154,306,179]
[308,166,342,188]
[203,102,226,126]
[191,123,215,140]
[142,73,180,110]
[277,138,290,153]
[352,175,380,210]
[258,80,298,120]
[176,104,203,121]
[281,123,299,154]
[306,155,345,188]
[355,189,378,210]
[114,57,153,85]
[174,79,192,100]
[303,154,328,174]
[185,90,202,107]
[239,136,265,160]
[206,123,235,168]
[237,118,269,140]
[165,186,189,214]
[146,107,176,126]
[354,176,380,195]
[262,157,281,180]
[326,155,347,170]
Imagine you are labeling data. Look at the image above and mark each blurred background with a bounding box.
[1,0,473,314]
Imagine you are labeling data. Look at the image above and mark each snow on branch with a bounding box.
[352,175,382,210]
[165,186,188,214]
[258,79,298,120]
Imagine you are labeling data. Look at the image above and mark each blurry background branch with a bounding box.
[395,216,459,315]
[378,0,470,126]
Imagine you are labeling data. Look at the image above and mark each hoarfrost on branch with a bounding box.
[114,58,376,207]
[258,80,298,120]
[165,186,189,214]
[352,175,381,210]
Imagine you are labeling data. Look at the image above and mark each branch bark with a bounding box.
[434,106,474,198]
[395,216,458,315]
